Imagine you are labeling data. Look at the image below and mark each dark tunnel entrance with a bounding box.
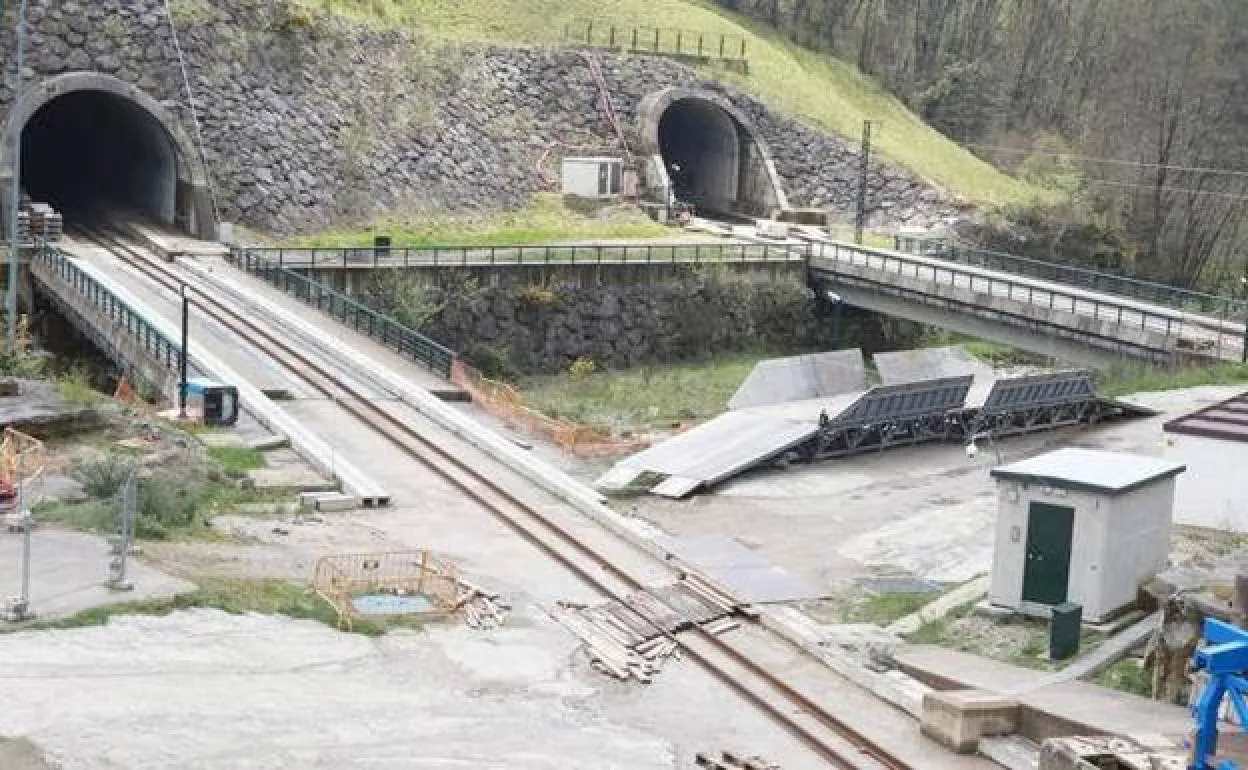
[20,89,179,227]
[656,97,779,218]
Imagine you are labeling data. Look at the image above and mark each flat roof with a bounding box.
[990,448,1185,496]
[1163,391,1248,443]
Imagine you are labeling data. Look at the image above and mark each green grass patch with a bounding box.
[844,592,933,625]
[519,352,770,434]
[39,453,290,541]
[207,447,267,474]
[21,577,401,637]
[293,1,1039,208]
[279,194,670,248]
[53,369,100,406]
[1098,361,1248,398]
[1093,658,1152,697]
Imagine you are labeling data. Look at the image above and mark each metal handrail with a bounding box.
[809,239,1242,356]
[562,21,748,61]
[32,245,184,375]
[228,249,457,379]
[235,241,802,270]
[945,242,1248,322]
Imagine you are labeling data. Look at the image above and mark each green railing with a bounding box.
[229,249,457,379]
[32,245,184,376]
[235,241,805,270]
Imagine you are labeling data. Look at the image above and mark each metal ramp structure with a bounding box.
[727,349,865,410]
[597,358,1157,498]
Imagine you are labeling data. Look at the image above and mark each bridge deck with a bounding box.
[804,234,1245,366]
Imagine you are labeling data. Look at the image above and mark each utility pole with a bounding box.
[854,120,875,245]
[6,0,30,353]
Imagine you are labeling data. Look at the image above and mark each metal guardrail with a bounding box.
[563,21,748,63]
[236,241,803,270]
[944,242,1248,323]
[809,239,1244,358]
[31,245,183,376]
[229,249,457,379]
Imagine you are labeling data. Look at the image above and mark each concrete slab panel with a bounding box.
[597,410,818,495]
[728,349,866,410]
[874,346,993,386]
[657,535,825,603]
[0,529,193,619]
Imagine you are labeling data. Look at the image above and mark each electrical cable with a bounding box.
[162,0,220,227]
[960,142,1248,178]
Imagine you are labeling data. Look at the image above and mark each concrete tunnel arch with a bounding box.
[638,88,788,218]
[1,72,216,239]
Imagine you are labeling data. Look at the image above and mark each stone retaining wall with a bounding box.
[2,0,960,236]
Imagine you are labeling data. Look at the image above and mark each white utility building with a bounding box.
[560,157,623,199]
[988,448,1185,622]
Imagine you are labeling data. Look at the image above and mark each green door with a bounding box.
[1022,502,1075,605]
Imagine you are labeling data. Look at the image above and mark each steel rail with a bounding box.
[88,227,913,770]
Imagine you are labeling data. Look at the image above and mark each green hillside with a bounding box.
[299,0,1039,207]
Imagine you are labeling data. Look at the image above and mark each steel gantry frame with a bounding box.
[793,371,1149,464]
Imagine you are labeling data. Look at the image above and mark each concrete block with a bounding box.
[314,494,357,512]
[247,434,290,451]
[920,689,1019,754]
[298,491,332,506]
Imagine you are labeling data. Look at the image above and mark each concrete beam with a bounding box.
[828,280,1158,366]
[920,689,1021,754]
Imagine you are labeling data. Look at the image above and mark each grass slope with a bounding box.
[283,194,669,247]
[298,0,1035,207]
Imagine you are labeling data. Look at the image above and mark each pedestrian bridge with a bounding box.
[802,234,1245,369]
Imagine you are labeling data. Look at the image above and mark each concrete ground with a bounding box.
[0,609,840,770]
[38,244,1240,766]
[617,385,1248,601]
[0,528,193,619]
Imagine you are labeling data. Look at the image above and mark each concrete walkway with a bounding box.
[893,645,1189,741]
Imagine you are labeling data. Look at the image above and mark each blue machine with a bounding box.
[184,377,239,426]
[1190,618,1248,769]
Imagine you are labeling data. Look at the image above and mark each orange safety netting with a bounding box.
[450,359,650,459]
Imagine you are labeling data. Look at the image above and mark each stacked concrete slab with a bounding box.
[727,349,866,409]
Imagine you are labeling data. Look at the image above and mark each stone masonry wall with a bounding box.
[359,267,918,375]
[1,0,959,236]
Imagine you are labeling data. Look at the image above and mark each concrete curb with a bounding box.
[69,255,386,505]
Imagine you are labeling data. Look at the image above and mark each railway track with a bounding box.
[80,225,914,770]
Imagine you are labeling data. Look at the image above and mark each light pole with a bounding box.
[179,284,189,418]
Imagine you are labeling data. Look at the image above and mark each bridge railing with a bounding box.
[944,242,1248,323]
[234,241,803,270]
[809,239,1239,356]
[229,249,457,379]
[31,244,183,377]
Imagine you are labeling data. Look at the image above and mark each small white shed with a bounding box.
[988,448,1185,622]
[561,157,623,199]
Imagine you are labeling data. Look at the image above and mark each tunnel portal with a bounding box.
[21,89,179,227]
[651,94,783,219]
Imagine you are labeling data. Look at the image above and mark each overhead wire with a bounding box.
[959,141,1248,178]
